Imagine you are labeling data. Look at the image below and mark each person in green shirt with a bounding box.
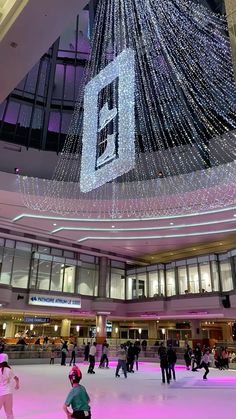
[63,366,91,419]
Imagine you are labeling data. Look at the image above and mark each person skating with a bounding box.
[61,341,69,366]
[134,341,141,371]
[115,344,127,378]
[70,344,77,366]
[199,349,210,380]
[127,342,135,373]
[63,365,91,418]
[184,345,192,370]
[87,342,97,374]
[84,343,90,362]
[167,344,177,381]
[0,353,19,419]
[99,342,109,368]
[159,346,169,384]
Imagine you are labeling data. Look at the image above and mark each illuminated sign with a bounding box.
[24,317,50,324]
[28,293,81,309]
[80,48,135,192]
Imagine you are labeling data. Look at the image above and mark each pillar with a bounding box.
[96,314,107,344]
[5,322,15,338]
[222,322,232,342]
[61,319,71,337]
[98,256,108,298]
[148,321,158,343]
[191,319,203,346]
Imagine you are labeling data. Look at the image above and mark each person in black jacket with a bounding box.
[184,345,192,370]
[167,344,177,381]
[84,342,90,362]
[159,346,169,384]
[134,341,141,371]
[127,342,135,373]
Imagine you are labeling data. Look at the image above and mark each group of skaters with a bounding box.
[183,343,227,379]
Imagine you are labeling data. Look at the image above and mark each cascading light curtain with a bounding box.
[21,0,236,218]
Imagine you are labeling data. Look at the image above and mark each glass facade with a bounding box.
[0,237,236,301]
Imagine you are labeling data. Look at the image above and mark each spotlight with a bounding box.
[157,171,164,178]
[14,168,20,174]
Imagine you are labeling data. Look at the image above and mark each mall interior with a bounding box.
[0,0,236,363]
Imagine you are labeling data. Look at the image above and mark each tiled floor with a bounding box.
[2,361,236,418]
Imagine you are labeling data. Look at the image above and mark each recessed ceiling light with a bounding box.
[234,214,236,217]
[219,243,223,245]
[192,248,196,251]
[53,223,57,226]
[170,222,174,225]
[112,225,115,228]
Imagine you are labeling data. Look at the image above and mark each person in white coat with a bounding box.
[0,353,19,419]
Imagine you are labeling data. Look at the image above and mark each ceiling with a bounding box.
[0,0,88,103]
[0,170,235,264]
[0,0,236,264]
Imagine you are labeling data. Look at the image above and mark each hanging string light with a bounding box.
[20,0,236,218]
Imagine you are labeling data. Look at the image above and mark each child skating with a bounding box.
[63,365,91,418]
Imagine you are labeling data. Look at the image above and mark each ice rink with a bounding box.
[2,361,236,419]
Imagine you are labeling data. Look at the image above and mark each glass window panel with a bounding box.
[166,269,176,296]
[159,270,165,296]
[110,268,125,299]
[53,64,64,99]
[64,251,74,258]
[0,100,7,120]
[64,65,75,101]
[200,263,212,293]
[178,266,188,295]
[38,246,50,254]
[149,271,159,297]
[18,103,32,128]
[78,263,98,296]
[51,248,63,257]
[4,101,20,125]
[63,265,75,293]
[50,262,63,292]
[126,276,134,300]
[16,242,32,251]
[5,240,15,248]
[80,254,95,263]
[48,111,61,133]
[0,247,3,264]
[37,260,51,290]
[137,273,147,298]
[61,112,72,134]
[32,107,43,129]
[75,66,85,97]
[11,251,30,288]
[211,261,219,291]
[1,248,16,285]
[220,261,233,291]
[1,248,14,285]
[111,260,125,269]
[188,265,200,293]
[29,258,38,289]
[65,258,77,266]
[24,62,39,93]
[37,58,49,97]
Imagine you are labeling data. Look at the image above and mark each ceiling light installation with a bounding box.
[21,0,236,219]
